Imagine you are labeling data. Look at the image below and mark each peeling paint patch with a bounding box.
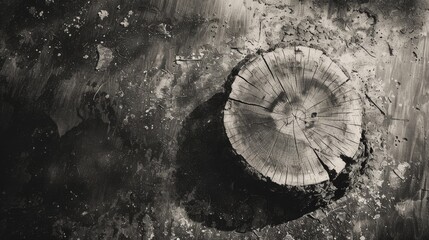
[96,45,113,71]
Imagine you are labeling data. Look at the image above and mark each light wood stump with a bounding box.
[224,46,362,186]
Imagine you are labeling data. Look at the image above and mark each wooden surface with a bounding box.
[1,0,429,239]
[224,46,362,185]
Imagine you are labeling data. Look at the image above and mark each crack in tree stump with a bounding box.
[224,46,362,186]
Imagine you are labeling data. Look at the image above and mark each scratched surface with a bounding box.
[0,0,428,239]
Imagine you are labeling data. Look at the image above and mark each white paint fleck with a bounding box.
[120,18,129,27]
[98,10,109,20]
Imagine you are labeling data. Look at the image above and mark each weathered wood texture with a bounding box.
[224,47,362,185]
[1,0,429,239]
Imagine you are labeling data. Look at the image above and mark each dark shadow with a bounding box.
[0,103,61,239]
[175,92,346,232]
[174,50,372,233]
[0,97,139,239]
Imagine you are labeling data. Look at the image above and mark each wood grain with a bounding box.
[224,46,362,186]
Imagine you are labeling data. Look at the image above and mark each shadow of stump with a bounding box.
[174,52,371,232]
[175,93,366,232]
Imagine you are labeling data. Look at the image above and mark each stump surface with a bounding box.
[224,46,362,186]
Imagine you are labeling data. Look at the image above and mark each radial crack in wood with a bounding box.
[224,46,363,186]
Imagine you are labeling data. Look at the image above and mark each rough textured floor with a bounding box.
[1,0,429,239]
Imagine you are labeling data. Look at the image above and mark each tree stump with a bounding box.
[224,46,362,186]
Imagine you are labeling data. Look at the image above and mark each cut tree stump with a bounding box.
[224,46,362,186]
